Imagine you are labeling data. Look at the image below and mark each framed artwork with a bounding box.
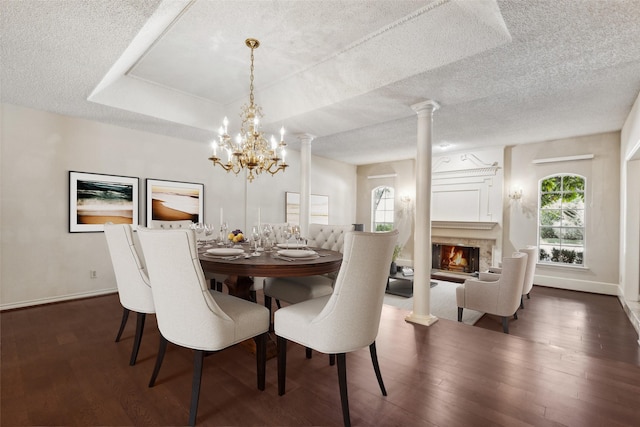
[146,179,204,225]
[285,192,329,225]
[69,171,139,232]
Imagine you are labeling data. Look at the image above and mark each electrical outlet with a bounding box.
[90,270,97,279]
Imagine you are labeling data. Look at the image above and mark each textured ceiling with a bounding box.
[2,0,640,165]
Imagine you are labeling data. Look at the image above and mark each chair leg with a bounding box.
[514,311,518,320]
[457,307,463,322]
[329,354,335,366]
[254,333,267,391]
[275,299,282,309]
[149,335,168,387]
[369,342,387,396]
[527,292,531,299]
[217,281,223,292]
[264,295,273,331]
[277,336,287,396]
[502,317,509,334]
[306,347,312,359]
[336,353,351,427]
[249,290,257,303]
[188,350,205,427]
[520,295,525,309]
[115,308,130,342]
[129,312,146,366]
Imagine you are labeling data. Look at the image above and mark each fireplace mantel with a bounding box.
[432,221,497,230]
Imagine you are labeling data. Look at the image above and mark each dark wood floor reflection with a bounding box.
[2,285,639,426]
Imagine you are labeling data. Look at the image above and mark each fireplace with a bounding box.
[432,243,480,275]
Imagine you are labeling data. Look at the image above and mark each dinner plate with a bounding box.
[276,243,307,249]
[206,248,245,256]
[277,249,317,258]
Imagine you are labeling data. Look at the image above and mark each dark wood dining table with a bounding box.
[198,246,343,300]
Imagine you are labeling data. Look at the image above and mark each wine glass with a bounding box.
[251,225,261,256]
[194,222,205,245]
[292,225,301,248]
[262,223,273,251]
[282,224,293,246]
[204,223,214,246]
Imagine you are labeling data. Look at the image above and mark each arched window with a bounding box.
[372,186,394,231]
[538,174,585,265]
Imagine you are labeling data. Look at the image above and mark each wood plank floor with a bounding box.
[2,285,640,426]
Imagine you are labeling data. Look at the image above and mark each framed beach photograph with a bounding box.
[146,179,204,225]
[285,192,329,225]
[69,171,139,232]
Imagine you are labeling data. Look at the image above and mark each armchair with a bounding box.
[488,246,537,308]
[456,252,528,333]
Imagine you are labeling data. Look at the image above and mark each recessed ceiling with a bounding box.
[2,0,640,165]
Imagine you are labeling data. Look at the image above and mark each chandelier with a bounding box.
[208,38,288,182]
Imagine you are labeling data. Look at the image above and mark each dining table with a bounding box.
[198,244,343,301]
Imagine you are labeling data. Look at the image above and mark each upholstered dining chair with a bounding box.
[104,223,155,366]
[456,252,528,333]
[137,227,270,427]
[274,230,398,427]
[263,224,354,329]
[487,246,537,308]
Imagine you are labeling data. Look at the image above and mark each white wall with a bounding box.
[507,132,621,294]
[0,104,356,309]
[620,92,640,302]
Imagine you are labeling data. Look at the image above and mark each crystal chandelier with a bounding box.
[208,38,288,182]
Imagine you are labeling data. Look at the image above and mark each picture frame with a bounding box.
[69,171,139,233]
[146,179,204,225]
[285,192,329,225]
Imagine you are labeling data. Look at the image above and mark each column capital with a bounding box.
[296,133,316,144]
[411,100,440,115]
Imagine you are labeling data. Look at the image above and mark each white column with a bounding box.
[405,100,439,327]
[297,133,315,238]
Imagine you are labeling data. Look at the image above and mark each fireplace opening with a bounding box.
[432,244,480,275]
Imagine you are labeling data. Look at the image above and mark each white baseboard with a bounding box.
[533,274,618,295]
[1,287,117,311]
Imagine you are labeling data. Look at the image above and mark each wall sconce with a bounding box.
[400,194,412,204]
[508,188,523,200]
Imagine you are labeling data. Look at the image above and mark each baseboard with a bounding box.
[533,274,618,295]
[0,287,117,311]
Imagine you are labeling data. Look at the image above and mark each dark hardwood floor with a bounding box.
[2,285,640,426]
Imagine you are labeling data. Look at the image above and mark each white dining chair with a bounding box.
[104,223,155,366]
[274,230,398,427]
[137,227,270,426]
[264,224,354,333]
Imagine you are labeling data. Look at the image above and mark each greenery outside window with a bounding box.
[372,186,394,231]
[538,174,585,265]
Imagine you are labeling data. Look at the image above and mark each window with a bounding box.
[538,174,585,265]
[372,186,394,231]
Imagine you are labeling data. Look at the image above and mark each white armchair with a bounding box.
[104,223,155,366]
[137,227,270,426]
[274,230,398,427]
[488,246,537,308]
[456,252,528,333]
[263,224,355,331]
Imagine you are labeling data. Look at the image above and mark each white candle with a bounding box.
[220,207,223,226]
[258,208,261,230]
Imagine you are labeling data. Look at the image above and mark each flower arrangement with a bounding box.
[227,229,245,243]
[392,245,402,262]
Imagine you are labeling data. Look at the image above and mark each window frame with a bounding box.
[371,185,395,232]
[537,174,586,266]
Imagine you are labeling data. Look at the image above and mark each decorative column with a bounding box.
[297,134,315,237]
[405,100,440,326]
